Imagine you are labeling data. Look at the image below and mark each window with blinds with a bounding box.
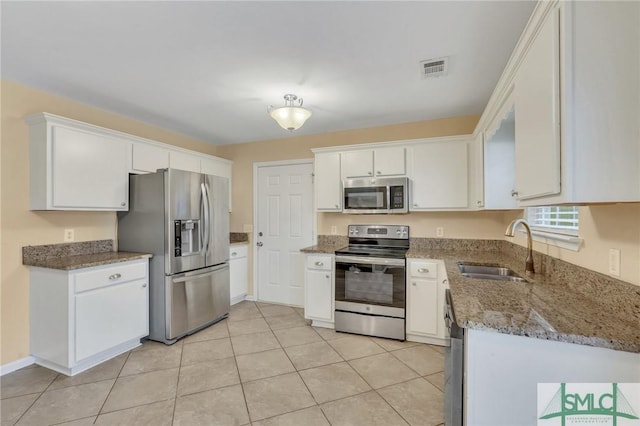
[527,206,579,235]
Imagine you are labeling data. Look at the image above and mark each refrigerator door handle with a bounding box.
[172,265,227,283]
[200,182,211,254]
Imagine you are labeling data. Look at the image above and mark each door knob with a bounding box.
[257,242,263,247]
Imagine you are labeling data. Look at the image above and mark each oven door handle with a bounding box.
[335,255,405,267]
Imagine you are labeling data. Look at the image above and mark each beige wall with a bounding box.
[0,80,218,365]
[504,204,640,286]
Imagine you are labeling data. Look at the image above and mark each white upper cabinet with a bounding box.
[27,113,129,211]
[131,142,169,173]
[314,152,342,211]
[341,146,406,178]
[409,138,469,210]
[513,6,561,201]
[480,1,640,206]
[169,150,201,173]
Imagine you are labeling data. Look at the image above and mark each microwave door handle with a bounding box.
[386,186,391,211]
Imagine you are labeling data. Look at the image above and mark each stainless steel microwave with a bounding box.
[343,177,409,214]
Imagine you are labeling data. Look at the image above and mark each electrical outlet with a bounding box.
[331,226,337,235]
[609,248,621,277]
[243,224,253,233]
[64,229,75,242]
[436,227,444,237]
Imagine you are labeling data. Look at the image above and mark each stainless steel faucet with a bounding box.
[505,218,535,274]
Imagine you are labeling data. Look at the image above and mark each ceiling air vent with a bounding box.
[420,57,449,78]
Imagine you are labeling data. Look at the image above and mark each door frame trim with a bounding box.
[252,159,316,303]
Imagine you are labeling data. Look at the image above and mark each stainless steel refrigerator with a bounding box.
[118,168,230,344]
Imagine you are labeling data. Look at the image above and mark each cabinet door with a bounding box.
[406,278,438,336]
[51,126,129,210]
[315,152,342,211]
[169,151,201,173]
[410,140,469,209]
[229,246,248,303]
[75,280,148,362]
[305,269,333,321]
[513,7,561,200]
[341,150,374,178]
[132,142,169,173]
[374,147,406,176]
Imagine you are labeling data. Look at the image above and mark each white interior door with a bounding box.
[256,161,314,306]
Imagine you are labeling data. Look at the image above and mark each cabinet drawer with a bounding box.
[306,255,332,271]
[409,261,438,278]
[74,261,147,293]
[229,244,248,259]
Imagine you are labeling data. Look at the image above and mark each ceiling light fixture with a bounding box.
[268,94,312,131]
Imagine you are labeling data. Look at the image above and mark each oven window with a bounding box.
[335,261,405,308]
[344,187,387,210]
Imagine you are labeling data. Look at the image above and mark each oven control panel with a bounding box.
[347,225,409,240]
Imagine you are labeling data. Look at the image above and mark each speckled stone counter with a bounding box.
[302,236,640,353]
[23,240,152,271]
[300,235,348,254]
[409,245,640,353]
[230,232,249,244]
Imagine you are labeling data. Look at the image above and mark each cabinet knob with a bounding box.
[368,171,373,175]
[142,283,147,288]
[413,203,418,207]
[108,273,122,280]
[315,261,324,266]
[412,282,416,286]
[417,268,429,273]
[335,204,339,209]
[121,202,126,207]
[325,275,330,279]
[477,200,482,206]
[231,252,237,256]
[511,190,519,197]
[376,171,381,175]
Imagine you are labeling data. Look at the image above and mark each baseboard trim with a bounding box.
[1,356,35,376]
[244,294,256,302]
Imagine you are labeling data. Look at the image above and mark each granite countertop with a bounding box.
[300,243,345,254]
[24,251,153,271]
[408,248,640,353]
[301,239,640,353]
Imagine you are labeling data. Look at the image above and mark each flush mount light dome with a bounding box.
[268,94,312,131]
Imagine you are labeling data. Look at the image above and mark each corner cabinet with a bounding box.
[409,138,470,210]
[304,254,334,328]
[29,259,150,376]
[406,259,449,345]
[26,113,129,211]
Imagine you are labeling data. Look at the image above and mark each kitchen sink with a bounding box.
[457,263,527,282]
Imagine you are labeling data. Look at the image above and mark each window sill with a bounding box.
[520,229,583,252]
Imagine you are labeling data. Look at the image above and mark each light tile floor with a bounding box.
[1,301,445,426]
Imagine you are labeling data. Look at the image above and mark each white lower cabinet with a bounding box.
[30,259,150,376]
[304,254,334,327]
[406,259,449,345]
[229,244,248,305]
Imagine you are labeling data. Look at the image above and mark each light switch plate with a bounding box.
[609,248,620,277]
[436,227,444,238]
[331,226,337,235]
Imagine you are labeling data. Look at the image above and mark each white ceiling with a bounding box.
[1,1,535,145]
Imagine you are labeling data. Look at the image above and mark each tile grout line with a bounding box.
[170,336,187,426]
[9,370,55,426]
[94,349,133,423]
[236,302,263,424]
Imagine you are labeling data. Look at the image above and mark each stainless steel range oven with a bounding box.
[334,225,409,340]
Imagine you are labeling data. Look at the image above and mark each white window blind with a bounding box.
[527,206,579,235]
